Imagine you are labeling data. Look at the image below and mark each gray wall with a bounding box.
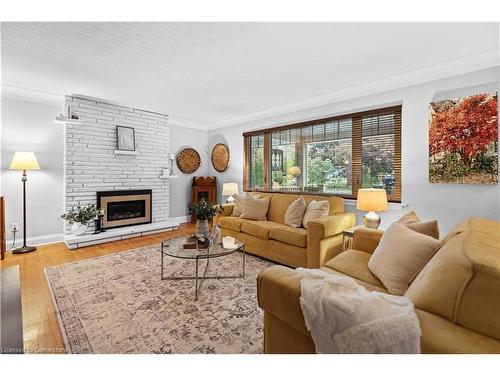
[207,67,500,234]
[168,124,209,218]
[1,96,64,244]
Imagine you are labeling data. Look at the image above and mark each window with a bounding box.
[248,134,265,189]
[243,106,402,202]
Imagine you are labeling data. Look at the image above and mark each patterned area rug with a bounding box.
[45,245,275,353]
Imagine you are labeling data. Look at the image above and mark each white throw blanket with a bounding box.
[297,268,421,354]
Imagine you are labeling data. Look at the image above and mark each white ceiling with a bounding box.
[1,22,499,129]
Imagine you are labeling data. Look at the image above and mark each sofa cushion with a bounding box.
[218,216,243,232]
[270,225,307,248]
[241,220,281,240]
[284,196,307,228]
[368,223,441,295]
[325,250,386,290]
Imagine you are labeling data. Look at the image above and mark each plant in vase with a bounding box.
[61,204,100,236]
[188,200,222,236]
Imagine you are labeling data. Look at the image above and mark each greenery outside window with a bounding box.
[243,106,402,202]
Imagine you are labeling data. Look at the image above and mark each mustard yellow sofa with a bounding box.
[214,193,355,268]
[257,217,500,353]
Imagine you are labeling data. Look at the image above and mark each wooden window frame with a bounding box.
[243,105,402,203]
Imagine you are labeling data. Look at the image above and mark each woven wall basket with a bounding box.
[211,143,230,172]
[176,148,201,174]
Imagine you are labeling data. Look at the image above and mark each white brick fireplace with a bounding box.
[62,95,178,248]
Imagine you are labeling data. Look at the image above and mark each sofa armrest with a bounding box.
[257,265,310,336]
[417,310,500,353]
[352,227,384,254]
[307,212,356,239]
[213,203,234,225]
[306,212,356,267]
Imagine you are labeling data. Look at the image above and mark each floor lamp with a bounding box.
[9,152,40,254]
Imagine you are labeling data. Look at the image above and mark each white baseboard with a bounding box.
[5,217,191,251]
[6,233,64,249]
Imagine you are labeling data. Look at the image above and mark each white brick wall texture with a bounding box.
[63,96,170,232]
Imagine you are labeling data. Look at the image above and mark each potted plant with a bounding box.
[188,200,222,236]
[61,204,100,236]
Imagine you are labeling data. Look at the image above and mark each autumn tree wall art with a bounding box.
[429,92,498,184]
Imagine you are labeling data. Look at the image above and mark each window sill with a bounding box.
[244,189,405,209]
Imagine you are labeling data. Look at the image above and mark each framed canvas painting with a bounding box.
[429,92,498,184]
[116,126,136,151]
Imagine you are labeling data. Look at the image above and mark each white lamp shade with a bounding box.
[9,152,40,170]
[222,182,239,196]
[356,188,388,212]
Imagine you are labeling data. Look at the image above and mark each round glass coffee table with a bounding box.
[160,235,245,300]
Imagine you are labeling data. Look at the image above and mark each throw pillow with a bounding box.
[232,193,260,217]
[405,220,440,240]
[284,196,307,228]
[232,193,247,217]
[397,211,420,224]
[368,222,441,295]
[302,200,330,228]
[239,195,270,221]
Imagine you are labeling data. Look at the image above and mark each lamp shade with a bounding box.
[356,188,388,212]
[287,166,301,176]
[222,182,238,196]
[9,152,40,170]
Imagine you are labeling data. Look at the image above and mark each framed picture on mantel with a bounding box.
[116,126,136,151]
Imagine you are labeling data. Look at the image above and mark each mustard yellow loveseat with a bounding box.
[214,193,355,268]
[257,217,500,353]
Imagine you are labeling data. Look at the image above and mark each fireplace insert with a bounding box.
[96,189,152,229]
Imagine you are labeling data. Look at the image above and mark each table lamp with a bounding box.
[9,152,40,254]
[222,183,238,203]
[356,188,388,229]
[287,166,301,186]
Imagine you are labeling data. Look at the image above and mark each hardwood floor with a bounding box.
[0,223,195,354]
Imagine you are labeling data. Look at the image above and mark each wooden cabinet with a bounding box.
[191,177,217,222]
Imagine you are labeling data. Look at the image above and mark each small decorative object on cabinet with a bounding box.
[191,177,217,222]
[429,92,498,184]
[356,188,388,229]
[9,152,41,254]
[211,143,230,172]
[116,125,136,152]
[177,147,201,174]
[222,182,238,203]
[61,204,100,236]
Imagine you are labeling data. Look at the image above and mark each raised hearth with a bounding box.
[63,220,182,250]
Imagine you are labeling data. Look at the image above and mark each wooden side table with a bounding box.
[342,225,386,250]
[342,225,365,251]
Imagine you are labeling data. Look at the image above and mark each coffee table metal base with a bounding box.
[161,245,245,301]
